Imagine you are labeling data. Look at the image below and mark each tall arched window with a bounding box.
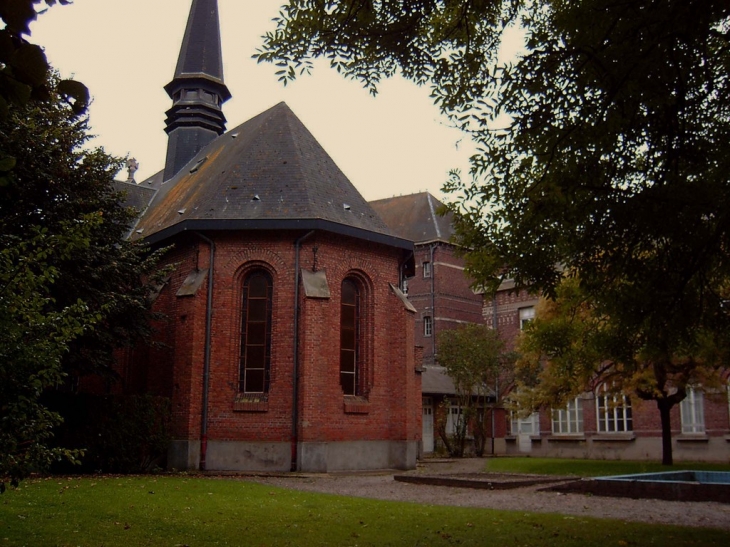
[340,278,361,396]
[240,270,272,394]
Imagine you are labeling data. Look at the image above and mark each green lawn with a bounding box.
[484,457,730,477]
[0,475,728,546]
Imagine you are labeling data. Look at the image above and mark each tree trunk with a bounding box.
[657,398,674,466]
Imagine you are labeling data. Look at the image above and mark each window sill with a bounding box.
[677,434,709,442]
[233,395,268,412]
[592,434,635,442]
[547,435,585,442]
[505,436,541,443]
[344,396,370,414]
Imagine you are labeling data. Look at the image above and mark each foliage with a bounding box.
[514,276,729,464]
[46,393,171,474]
[485,457,730,477]
[0,0,88,185]
[0,80,169,381]
[0,222,99,492]
[257,0,730,463]
[437,324,514,457]
[0,2,167,490]
[2,476,730,546]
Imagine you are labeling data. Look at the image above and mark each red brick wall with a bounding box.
[409,243,484,366]
[491,285,730,455]
[127,230,421,448]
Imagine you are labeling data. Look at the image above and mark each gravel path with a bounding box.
[244,459,730,531]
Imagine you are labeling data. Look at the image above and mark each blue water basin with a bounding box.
[596,471,730,485]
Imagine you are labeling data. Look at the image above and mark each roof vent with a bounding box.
[178,208,186,215]
[231,132,239,139]
[252,194,260,201]
[343,203,351,211]
[135,228,144,234]
[189,156,208,173]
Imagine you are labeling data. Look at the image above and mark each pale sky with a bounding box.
[30,0,479,202]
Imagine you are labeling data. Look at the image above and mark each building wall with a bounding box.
[409,243,484,366]
[135,230,420,472]
[490,285,730,462]
[504,391,730,462]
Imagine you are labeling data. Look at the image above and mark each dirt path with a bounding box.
[243,459,730,531]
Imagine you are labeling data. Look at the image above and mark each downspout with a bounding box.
[400,251,414,291]
[291,230,315,471]
[194,232,215,471]
[491,296,498,455]
[430,244,437,363]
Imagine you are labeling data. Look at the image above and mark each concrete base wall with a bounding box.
[168,440,201,471]
[505,435,730,462]
[298,440,418,472]
[205,441,291,472]
[168,439,419,472]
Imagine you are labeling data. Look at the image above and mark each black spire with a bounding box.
[163,0,231,181]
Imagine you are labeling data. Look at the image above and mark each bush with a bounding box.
[46,393,171,474]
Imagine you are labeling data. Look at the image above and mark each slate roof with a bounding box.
[369,192,454,244]
[421,366,458,395]
[131,102,411,250]
[113,180,157,215]
[166,0,229,99]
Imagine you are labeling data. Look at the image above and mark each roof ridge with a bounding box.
[426,193,443,240]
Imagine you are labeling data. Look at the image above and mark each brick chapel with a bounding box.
[117,0,421,473]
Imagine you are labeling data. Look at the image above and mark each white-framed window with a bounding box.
[519,306,535,330]
[422,261,431,278]
[423,316,432,337]
[445,403,462,435]
[401,278,408,294]
[552,397,583,434]
[511,412,540,436]
[680,387,705,434]
[596,384,633,433]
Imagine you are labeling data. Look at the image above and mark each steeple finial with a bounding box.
[163,0,231,181]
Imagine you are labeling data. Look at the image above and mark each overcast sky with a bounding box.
[30,0,486,202]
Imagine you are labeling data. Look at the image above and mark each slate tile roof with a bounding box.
[171,0,227,92]
[129,102,410,250]
[369,192,454,244]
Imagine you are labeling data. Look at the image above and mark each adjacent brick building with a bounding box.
[116,0,421,472]
[491,282,730,462]
[370,193,487,453]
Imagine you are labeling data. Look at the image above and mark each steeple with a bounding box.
[163,0,231,181]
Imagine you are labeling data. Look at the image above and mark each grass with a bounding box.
[0,475,728,546]
[484,457,730,477]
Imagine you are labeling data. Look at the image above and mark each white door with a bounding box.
[422,397,434,453]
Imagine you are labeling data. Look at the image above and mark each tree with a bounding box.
[256,1,730,463]
[0,222,96,491]
[437,324,514,457]
[0,2,165,489]
[0,77,166,382]
[514,276,728,465]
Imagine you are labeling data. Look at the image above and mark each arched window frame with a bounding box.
[340,276,362,396]
[239,269,273,395]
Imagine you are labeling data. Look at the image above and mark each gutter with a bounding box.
[194,231,215,471]
[291,230,315,471]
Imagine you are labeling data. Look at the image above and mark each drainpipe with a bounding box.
[399,251,414,291]
[429,244,437,363]
[490,296,498,455]
[291,230,315,471]
[194,232,215,471]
